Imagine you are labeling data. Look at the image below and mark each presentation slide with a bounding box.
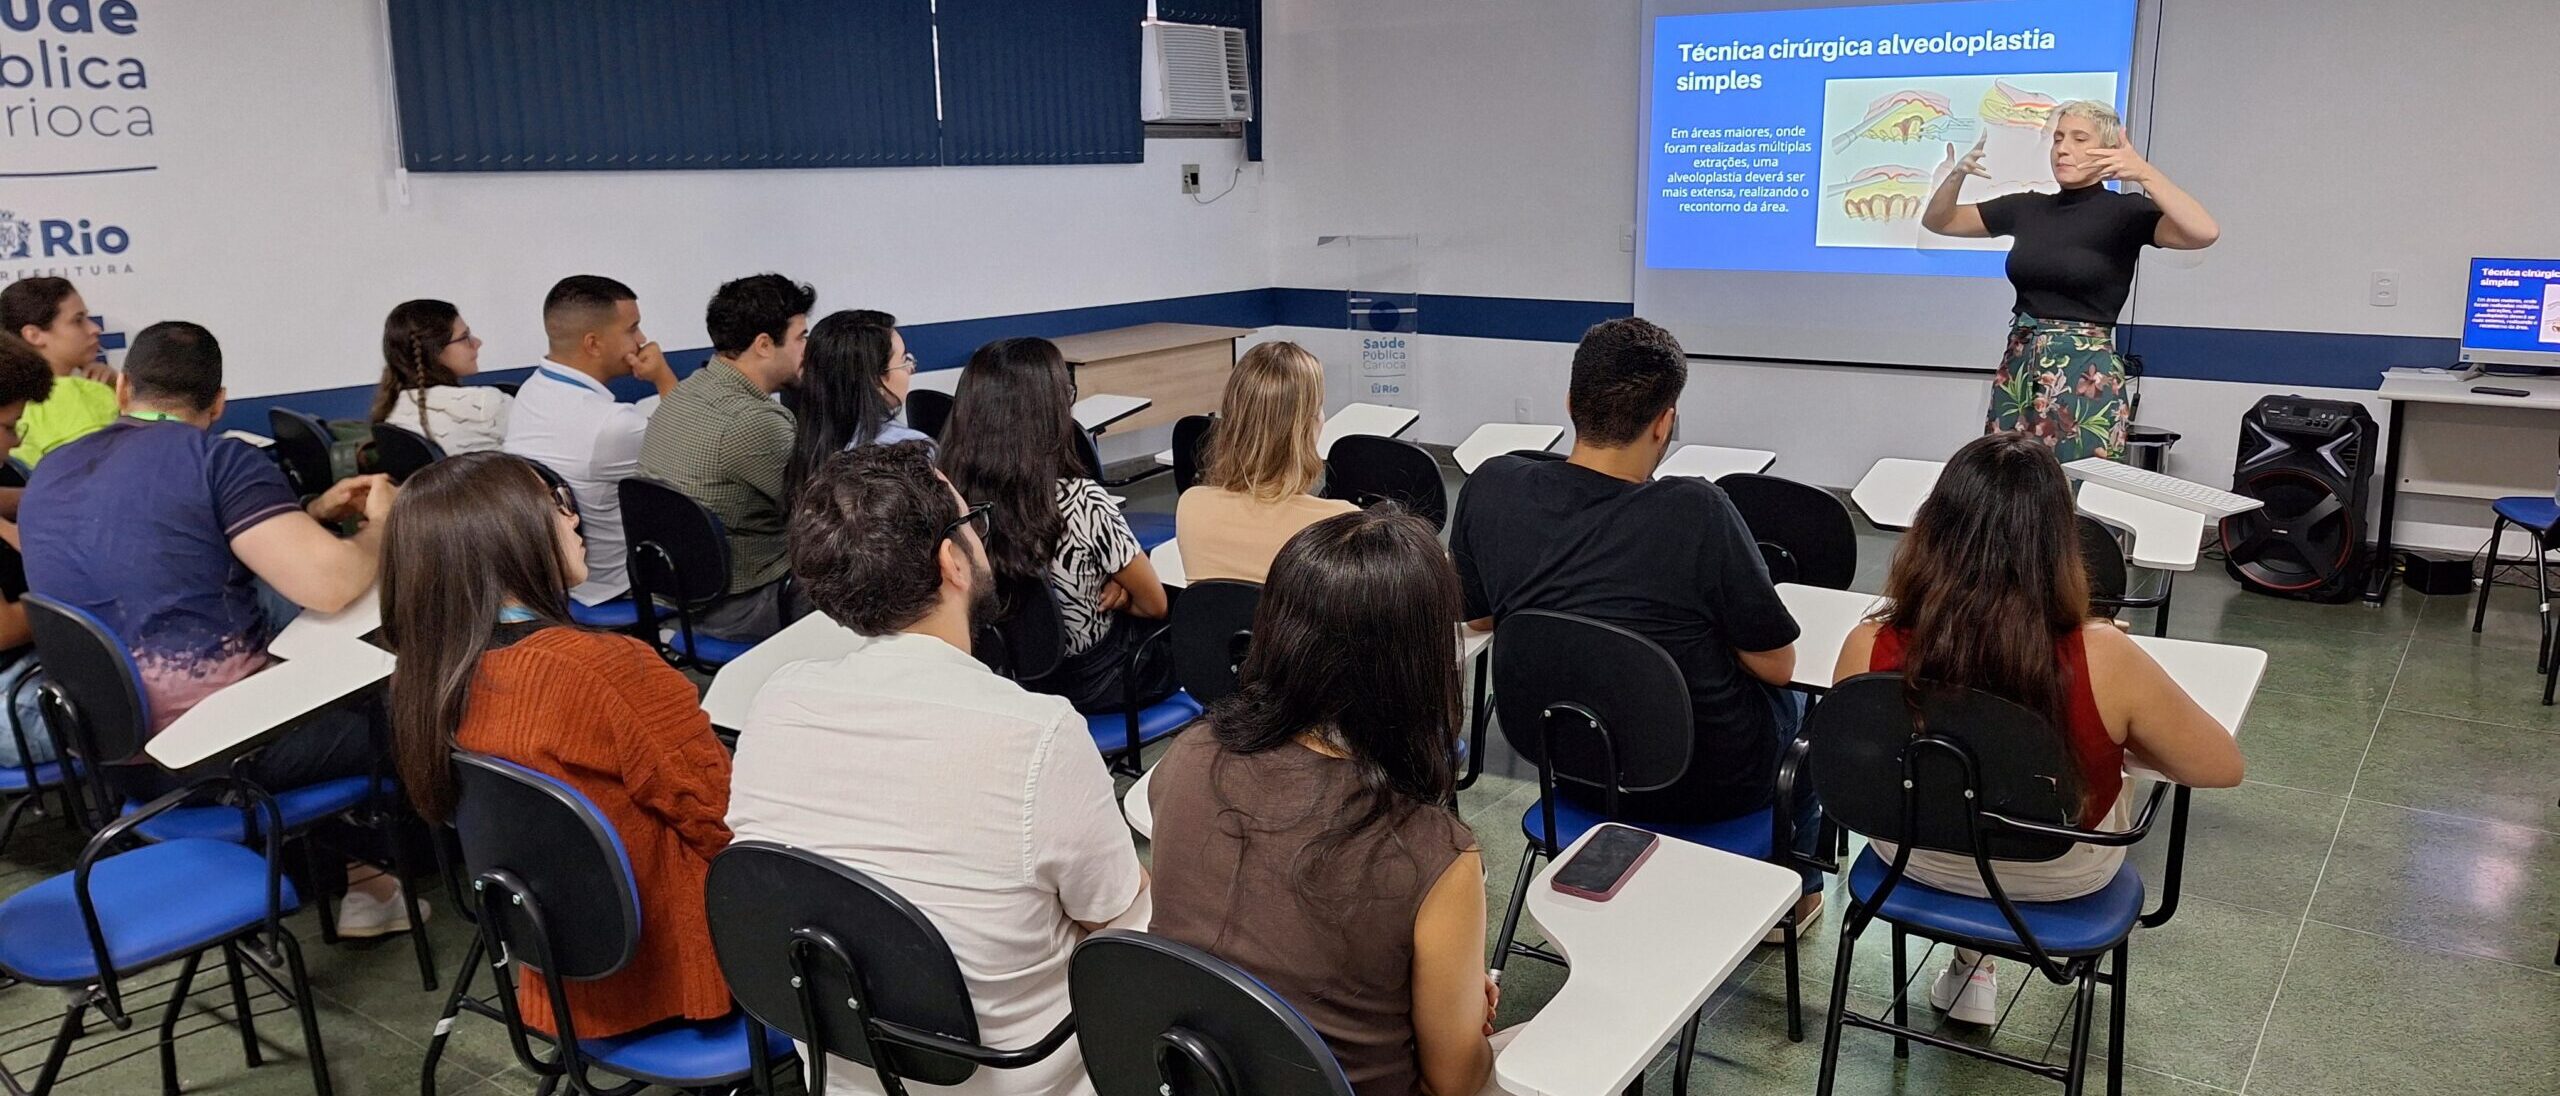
[1644,0,2139,278]
[2462,258,2560,363]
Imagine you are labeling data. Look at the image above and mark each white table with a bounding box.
[1495,828,1800,1096]
[1150,539,1188,587]
[2368,370,2560,603]
[908,368,962,396]
[1653,443,1777,483]
[1073,393,1152,434]
[267,584,381,661]
[145,640,399,770]
[1319,403,1421,458]
[2076,481,2204,572]
[1454,423,1565,474]
[1849,458,1944,532]
[702,611,871,731]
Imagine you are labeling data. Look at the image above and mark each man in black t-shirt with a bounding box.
[1451,317,1821,904]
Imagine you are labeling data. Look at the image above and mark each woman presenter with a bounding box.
[1923,100,2219,462]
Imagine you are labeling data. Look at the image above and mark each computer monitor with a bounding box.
[2460,257,2560,371]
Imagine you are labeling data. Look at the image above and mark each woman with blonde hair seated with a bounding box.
[1174,341,1356,584]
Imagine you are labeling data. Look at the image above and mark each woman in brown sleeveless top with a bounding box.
[1149,508,1497,1096]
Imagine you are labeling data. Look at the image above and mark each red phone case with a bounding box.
[1549,825,1660,902]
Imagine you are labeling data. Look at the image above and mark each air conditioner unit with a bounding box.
[1142,20,1252,123]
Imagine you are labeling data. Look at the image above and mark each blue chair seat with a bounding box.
[568,597,641,628]
[1087,690,1203,757]
[664,628,755,667]
[1845,847,2143,957]
[2491,496,2559,532]
[578,1011,794,1087]
[1519,795,1775,861]
[126,776,389,844]
[1123,511,1177,553]
[0,838,299,984]
[0,758,75,792]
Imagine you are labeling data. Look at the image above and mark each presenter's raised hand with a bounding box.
[1943,137,1989,180]
[2083,146,2154,185]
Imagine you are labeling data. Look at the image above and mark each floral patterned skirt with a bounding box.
[1988,314,2129,463]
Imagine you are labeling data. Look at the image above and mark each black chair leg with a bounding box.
[155,951,204,1096]
[221,941,265,1068]
[0,792,33,854]
[1890,927,1910,1059]
[1814,917,1859,1096]
[2535,544,2554,677]
[1781,911,1804,1043]
[2473,516,2505,633]
[30,997,89,1095]
[2063,968,2098,1096]
[1490,844,1540,974]
[1672,1005,1701,1096]
[420,933,485,1096]
[2108,943,2129,1096]
[2152,576,2173,638]
[386,816,437,992]
[275,931,335,1096]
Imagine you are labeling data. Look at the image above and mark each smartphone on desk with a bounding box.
[1550,824,1659,902]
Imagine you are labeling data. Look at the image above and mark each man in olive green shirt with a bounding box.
[1,277,119,468]
[636,273,814,643]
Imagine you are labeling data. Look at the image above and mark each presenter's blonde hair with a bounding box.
[1205,341,1327,502]
[2053,100,2126,148]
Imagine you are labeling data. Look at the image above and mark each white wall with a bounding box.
[1259,0,2560,552]
[0,1,1267,399]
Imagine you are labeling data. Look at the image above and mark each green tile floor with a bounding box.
[1,470,2554,1094]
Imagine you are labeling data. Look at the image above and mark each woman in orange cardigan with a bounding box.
[381,451,737,1038]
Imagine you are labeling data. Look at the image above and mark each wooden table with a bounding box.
[1051,323,1256,433]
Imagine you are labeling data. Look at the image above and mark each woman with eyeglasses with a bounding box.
[784,309,929,505]
[381,451,739,1042]
[368,299,509,453]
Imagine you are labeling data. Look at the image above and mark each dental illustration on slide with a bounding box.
[1813,71,2117,251]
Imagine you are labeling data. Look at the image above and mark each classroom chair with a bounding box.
[1798,674,2169,1096]
[705,842,1075,1094]
[904,388,954,440]
[1322,435,1448,531]
[22,594,436,991]
[266,407,339,501]
[1068,930,1353,1096]
[2473,496,2559,705]
[1487,610,1821,1066]
[974,578,1200,777]
[1074,429,1177,550]
[2078,514,2173,637]
[0,776,332,1096]
[365,421,446,484]
[520,458,640,629]
[0,669,80,858]
[618,477,761,668]
[1171,413,1218,494]
[1167,579,1259,706]
[421,753,787,1096]
[1720,472,1860,590]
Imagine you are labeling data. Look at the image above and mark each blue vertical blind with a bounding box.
[934,0,1148,166]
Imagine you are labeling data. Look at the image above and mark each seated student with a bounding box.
[637,273,815,643]
[938,337,1171,713]
[1149,508,1496,1096]
[1173,341,1356,584]
[1448,317,1822,922]
[1,276,117,468]
[0,335,63,769]
[782,309,927,506]
[502,275,675,610]
[382,451,736,1039]
[369,299,508,454]
[18,321,416,933]
[1835,431,2242,1024]
[730,441,1146,1096]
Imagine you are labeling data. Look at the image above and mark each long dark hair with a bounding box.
[370,299,463,440]
[380,452,576,822]
[1205,507,1467,902]
[937,337,1084,587]
[1875,432,2094,807]
[784,309,900,504]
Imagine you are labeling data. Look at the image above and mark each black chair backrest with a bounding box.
[1719,472,1859,590]
[1802,673,2081,864]
[905,389,954,441]
[267,407,338,498]
[2077,514,2130,608]
[1172,415,1218,494]
[1513,449,1567,462]
[368,422,447,484]
[449,752,642,981]
[1069,931,1354,1096]
[1169,580,1260,705]
[618,477,733,611]
[22,593,150,767]
[1490,610,1695,809]
[1075,427,1109,482]
[706,842,986,1087]
[975,575,1066,683]
[1321,435,1447,530]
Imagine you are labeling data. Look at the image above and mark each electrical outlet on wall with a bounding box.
[1181,164,1202,194]
[1514,398,1532,423]
[2368,269,2400,307]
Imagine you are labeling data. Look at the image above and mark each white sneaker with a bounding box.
[335,885,428,939]
[1928,958,1998,1025]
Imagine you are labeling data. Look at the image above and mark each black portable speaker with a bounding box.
[2218,396,2377,603]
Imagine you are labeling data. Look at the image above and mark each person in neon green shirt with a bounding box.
[1,277,118,467]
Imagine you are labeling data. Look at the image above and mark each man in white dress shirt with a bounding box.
[501,275,676,607]
[729,441,1147,1096]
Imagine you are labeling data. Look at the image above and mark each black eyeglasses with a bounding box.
[943,501,993,544]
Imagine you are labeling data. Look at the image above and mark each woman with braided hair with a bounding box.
[368,298,510,453]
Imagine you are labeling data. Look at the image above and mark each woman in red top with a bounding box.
[381,452,738,1039]
[1833,432,2241,1024]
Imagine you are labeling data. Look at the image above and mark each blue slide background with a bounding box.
[2461,258,2560,356]
[1645,0,2137,277]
